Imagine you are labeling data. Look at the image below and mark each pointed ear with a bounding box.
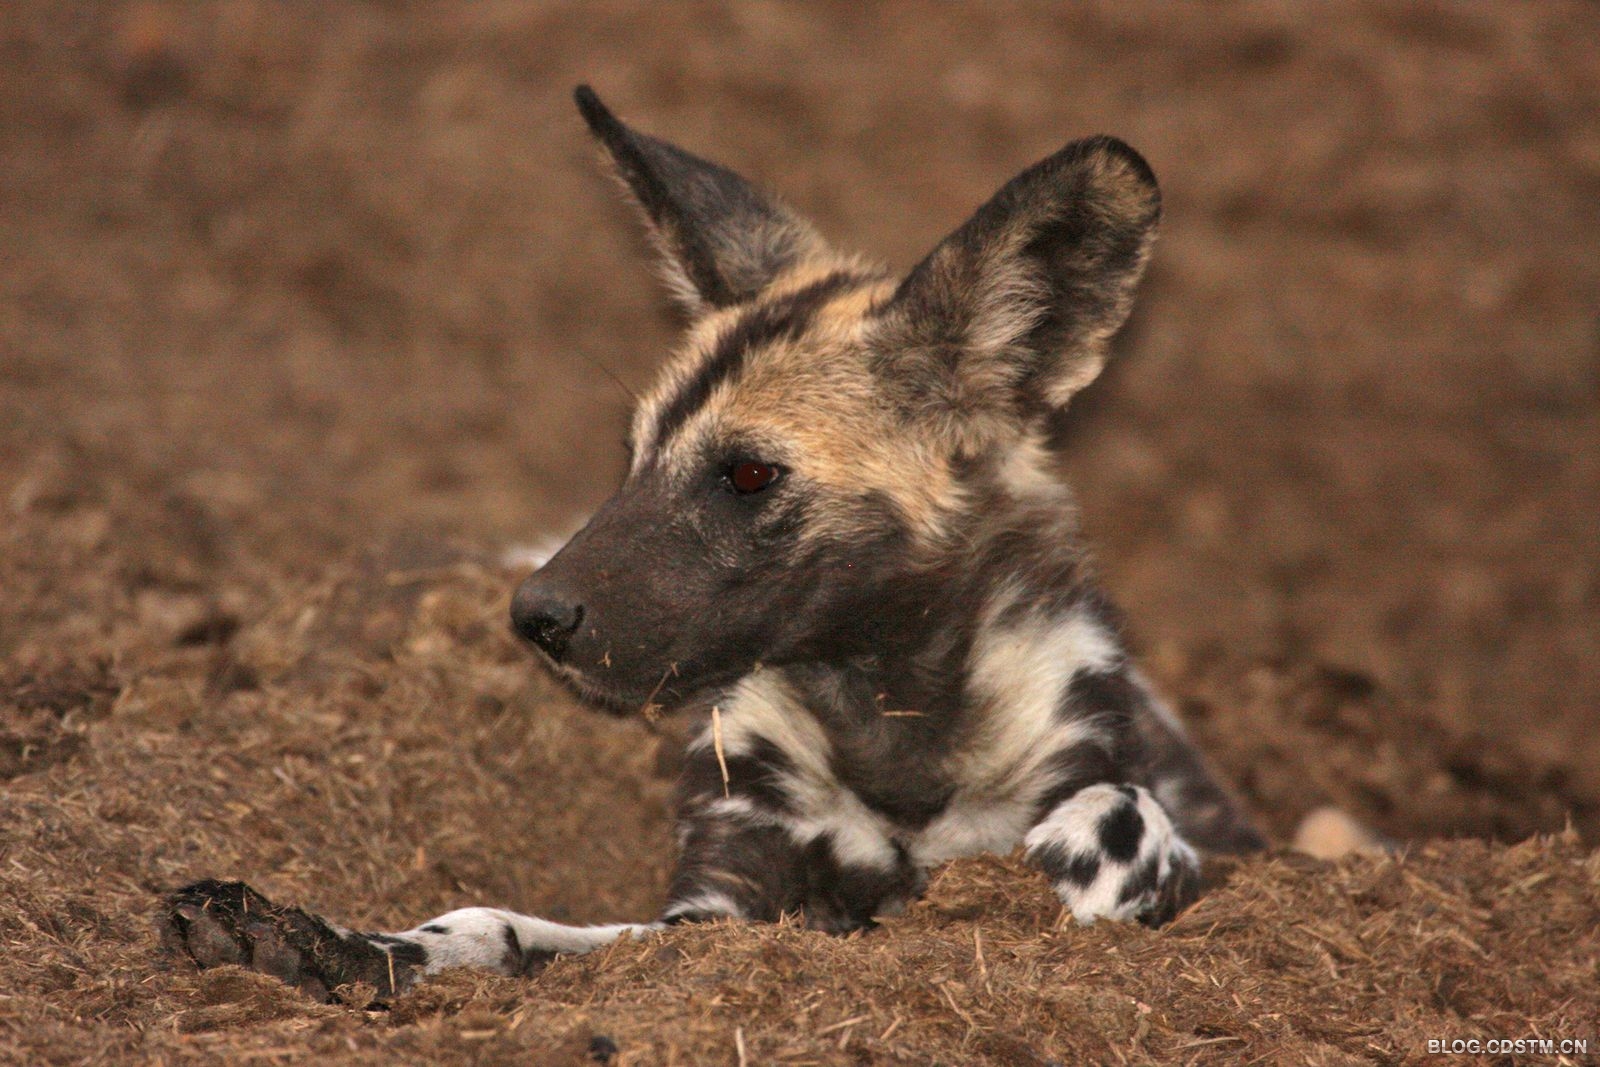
[574,86,833,313]
[872,135,1160,428]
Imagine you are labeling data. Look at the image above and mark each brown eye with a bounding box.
[729,461,780,494]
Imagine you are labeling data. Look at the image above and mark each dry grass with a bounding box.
[2,560,1595,1065]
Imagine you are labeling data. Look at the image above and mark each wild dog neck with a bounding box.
[686,488,1122,827]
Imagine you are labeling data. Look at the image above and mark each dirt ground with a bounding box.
[2,2,1597,1063]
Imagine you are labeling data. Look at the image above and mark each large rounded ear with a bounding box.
[574,86,835,314]
[870,136,1160,434]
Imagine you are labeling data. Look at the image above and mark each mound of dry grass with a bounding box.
[1,558,1595,1064]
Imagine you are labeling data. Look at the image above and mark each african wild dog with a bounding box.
[166,86,1270,1000]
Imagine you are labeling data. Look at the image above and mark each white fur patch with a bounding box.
[912,797,1035,868]
[788,787,900,870]
[902,601,1126,870]
[662,890,746,921]
[705,794,776,825]
[402,908,652,973]
[995,431,1072,505]
[957,598,1118,799]
[690,674,824,768]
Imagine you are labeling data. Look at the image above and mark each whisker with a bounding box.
[573,347,640,405]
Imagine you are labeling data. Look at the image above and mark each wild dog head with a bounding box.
[512,86,1159,712]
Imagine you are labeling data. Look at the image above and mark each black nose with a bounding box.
[510,581,584,662]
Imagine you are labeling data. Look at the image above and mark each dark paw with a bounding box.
[163,879,419,1002]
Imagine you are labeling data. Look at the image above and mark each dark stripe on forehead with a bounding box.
[647,270,864,454]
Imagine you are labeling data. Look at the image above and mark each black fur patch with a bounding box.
[661,909,715,926]
[419,923,450,935]
[362,933,428,967]
[499,921,558,975]
[1060,667,1138,729]
[1032,842,1101,889]
[667,819,803,923]
[666,807,920,930]
[1031,740,1121,822]
[800,834,920,933]
[1064,852,1102,889]
[781,661,962,831]
[649,270,862,450]
[1097,799,1145,863]
[501,922,522,960]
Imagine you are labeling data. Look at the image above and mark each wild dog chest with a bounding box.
[683,654,1117,879]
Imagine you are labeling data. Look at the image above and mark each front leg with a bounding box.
[667,735,917,933]
[1023,783,1200,926]
[165,880,650,1002]
[663,739,813,925]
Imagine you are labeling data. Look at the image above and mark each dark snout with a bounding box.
[510,576,584,663]
[505,476,783,709]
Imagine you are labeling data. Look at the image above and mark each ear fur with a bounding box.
[871,135,1160,440]
[574,86,833,314]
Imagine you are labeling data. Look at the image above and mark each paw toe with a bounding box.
[1137,848,1202,928]
[170,902,247,967]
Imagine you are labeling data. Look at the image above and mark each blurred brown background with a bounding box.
[0,2,1597,1059]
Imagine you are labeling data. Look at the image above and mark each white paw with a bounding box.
[1025,783,1200,925]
